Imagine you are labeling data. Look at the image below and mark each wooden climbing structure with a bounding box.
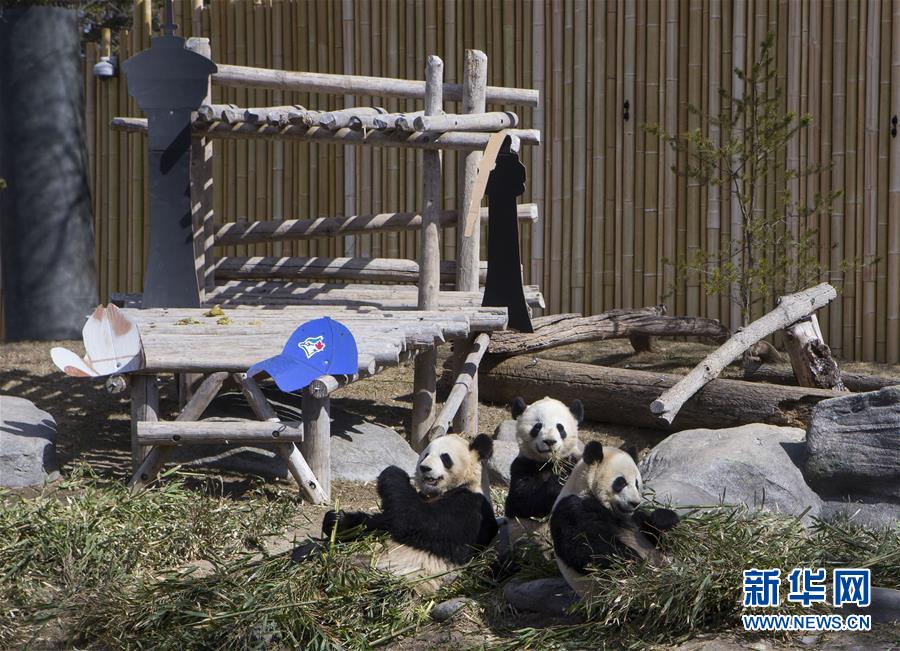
[112,23,541,502]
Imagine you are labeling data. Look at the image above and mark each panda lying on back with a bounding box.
[504,396,585,519]
[322,433,498,594]
[550,441,680,597]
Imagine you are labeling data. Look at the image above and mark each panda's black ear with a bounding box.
[469,433,494,461]
[622,444,639,463]
[582,441,604,465]
[511,397,527,419]
[569,399,585,424]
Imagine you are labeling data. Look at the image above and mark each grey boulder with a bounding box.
[488,439,520,486]
[819,500,900,530]
[174,419,418,482]
[493,419,518,442]
[0,395,59,488]
[503,577,580,616]
[805,386,900,502]
[641,424,823,518]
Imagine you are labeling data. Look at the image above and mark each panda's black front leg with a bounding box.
[505,458,565,518]
[551,495,628,573]
[321,509,391,540]
[633,507,680,547]
[376,465,421,512]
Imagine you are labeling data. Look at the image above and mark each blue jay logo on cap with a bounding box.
[299,336,326,358]
[247,317,358,392]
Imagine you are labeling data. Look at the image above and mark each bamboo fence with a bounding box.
[79,0,900,363]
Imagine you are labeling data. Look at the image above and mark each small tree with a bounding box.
[645,32,841,328]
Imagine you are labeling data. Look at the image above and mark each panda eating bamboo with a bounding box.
[320,433,498,595]
[550,440,681,597]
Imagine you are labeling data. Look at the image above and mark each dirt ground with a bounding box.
[2,338,898,649]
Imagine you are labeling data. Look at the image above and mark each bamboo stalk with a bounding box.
[888,0,900,364]
[571,0,587,313]
[862,0,880,361]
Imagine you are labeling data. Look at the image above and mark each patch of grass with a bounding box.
[497,507,900,649]
[0,465,298,647]
[66,543,433,650]
[3,472,897,650]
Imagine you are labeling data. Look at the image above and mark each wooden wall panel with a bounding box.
[78,0,900,363]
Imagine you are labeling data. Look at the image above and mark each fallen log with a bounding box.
[479,356,842,432]
[741,366,898,393]
[650,283,837,426]
[487,308,729,357]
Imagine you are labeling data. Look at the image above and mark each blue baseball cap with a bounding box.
[247,317,359,392]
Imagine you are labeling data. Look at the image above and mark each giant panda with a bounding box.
[321,433,498,595]
[550,441,680,597]
[504,396,585,520]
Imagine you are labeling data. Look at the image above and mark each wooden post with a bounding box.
[234,373,327,504]
[130,374,159,471]
[411,55,444,452]
[452,50,488,440]
[186,37,215,297]
[300,386,331,502]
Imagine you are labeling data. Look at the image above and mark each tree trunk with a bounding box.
[487,307,728,357]
[0,7,97,340]
[480,356,842,432]
[783,315,847,391]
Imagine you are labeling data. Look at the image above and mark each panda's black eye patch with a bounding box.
[613,476,627,493]
[440,453,453,470]
[556,423,567,439]
[529,423,542,438]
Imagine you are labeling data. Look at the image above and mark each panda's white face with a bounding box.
[513,396,583,462]
[414,434,489,497]
[586,446,644,517]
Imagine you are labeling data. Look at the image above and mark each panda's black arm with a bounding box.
[377,467,491,565]
[321,509,391,540]
[550,495,629,573]
[504,457,565,518]
[632,507,680,547]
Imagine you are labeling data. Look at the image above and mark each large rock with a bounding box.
[805,386,900,502]
[329,420,418,482]
[819,500,900,530]
[640,424,823,518]
[503,577,580,616]
[493,419,518,442]
[488,439,519,486]
[0,395,59,488]
[174,418,418,482]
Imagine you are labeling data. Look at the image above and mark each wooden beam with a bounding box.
[213,205,538,246]
[214,256,487,284]
[210,62,540,106]
[111,117,540,152]
[650,284,838,426]
[136,420,304,445]
[175,371,228,421]
[415,110,517,132]
[428,332,491,439]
